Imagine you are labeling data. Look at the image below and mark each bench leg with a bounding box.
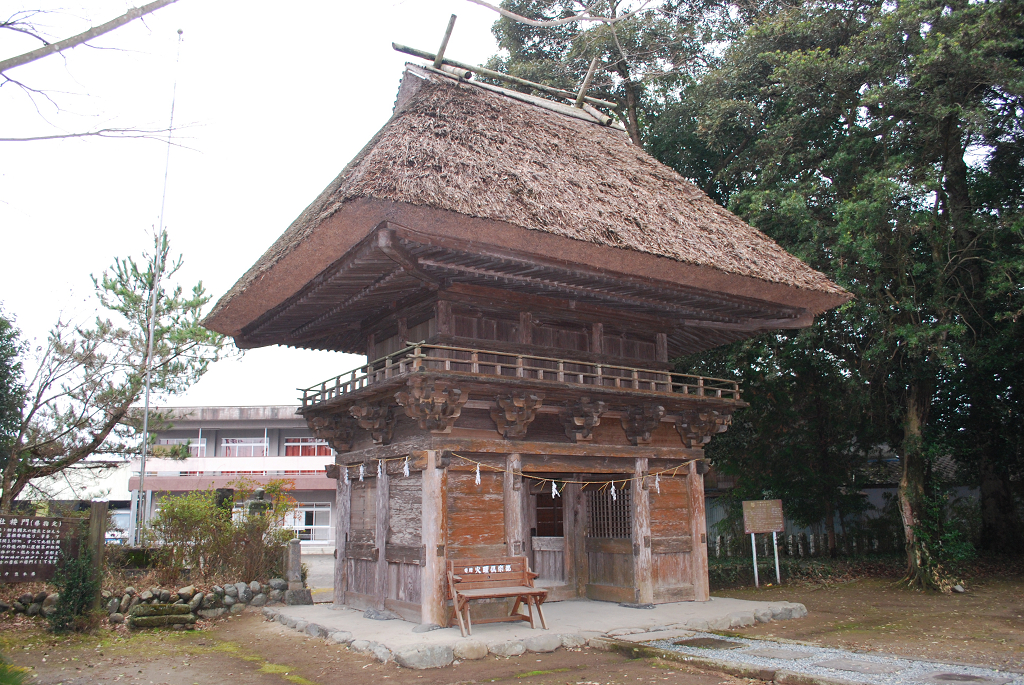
[453,599,467,638]
[526,595,536,629]
[465,602,473,635]
[535,599,547,630]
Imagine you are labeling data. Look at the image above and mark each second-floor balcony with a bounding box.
[299,342,742,411]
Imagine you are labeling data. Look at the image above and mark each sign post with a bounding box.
[742,499,784,587]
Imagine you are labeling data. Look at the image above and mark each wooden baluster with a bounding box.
[631,369,639,389]
[558,360,564,383]
[517,355,524,378]
[698,377,704,397]
[471,350,479,374]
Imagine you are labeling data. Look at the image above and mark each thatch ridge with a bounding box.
[209,67,845,324]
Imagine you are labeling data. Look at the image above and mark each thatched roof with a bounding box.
[207,65,847,334]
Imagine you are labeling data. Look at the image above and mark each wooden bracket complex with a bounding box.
[675,409,732,449]
[395,377,468,433]
[350,402,396,445]
[307,412,358,452]
[491,392,545,440]
[620,403,666,445]
[559,397,607,442]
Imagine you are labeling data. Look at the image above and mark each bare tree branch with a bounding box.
[0,0,181,74]
[0,127,176,143]
[465,0,654,27]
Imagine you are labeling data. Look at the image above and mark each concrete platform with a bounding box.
[261,596,807,669]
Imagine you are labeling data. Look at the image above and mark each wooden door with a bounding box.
[385,471,422,620]
[345,477,377,608]
[530,490,566,585]
[584,486,636,603]
[649,474,695,602]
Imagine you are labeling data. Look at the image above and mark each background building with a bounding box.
[127,406,337,553]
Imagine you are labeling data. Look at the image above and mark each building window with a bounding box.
[222,437,268,457]
[156,438,206,457]
[284,502,332,542]
[284,437,334,457]
[587,486,632,538]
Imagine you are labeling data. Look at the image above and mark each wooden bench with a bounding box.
[446,556,548,637]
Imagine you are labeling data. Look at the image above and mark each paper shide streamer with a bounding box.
[475,462,481,485]
[377,459,382,478]
[610,480,617,502]
[359,463,364,482]
[403,456,410,477]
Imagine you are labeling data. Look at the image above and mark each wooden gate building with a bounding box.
[204,64,849,625]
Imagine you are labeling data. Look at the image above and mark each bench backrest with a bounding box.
[447,556,533,596]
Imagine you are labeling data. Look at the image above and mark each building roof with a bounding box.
[205,65,849,348]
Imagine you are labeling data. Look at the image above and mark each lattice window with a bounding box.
[586,486,632,538]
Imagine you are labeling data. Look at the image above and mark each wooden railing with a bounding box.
[299,342,741,408]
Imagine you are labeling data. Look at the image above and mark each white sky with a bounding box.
[1,0,501,408]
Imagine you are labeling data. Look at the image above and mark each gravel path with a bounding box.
[646,632,1024,685]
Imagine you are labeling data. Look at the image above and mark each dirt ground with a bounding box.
[717,577,1024,671]
[4,575,1023,683]
[1,612,746,685]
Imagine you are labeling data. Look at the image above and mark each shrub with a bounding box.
[0,653,29,685]
[47,547,100,633]
[148,489,227,577]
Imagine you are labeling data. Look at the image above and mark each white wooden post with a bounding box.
[751,532,759,588]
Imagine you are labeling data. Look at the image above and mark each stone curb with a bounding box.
[588,638,869,685]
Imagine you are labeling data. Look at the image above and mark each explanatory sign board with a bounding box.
[0,516,79,582]
[742,499,785,534]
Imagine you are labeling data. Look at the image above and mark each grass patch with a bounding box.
[515,668,571,677]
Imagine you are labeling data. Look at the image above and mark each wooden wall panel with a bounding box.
[349,478,377,544]
[650,473,691,538]
[447,470,505,557]
[389,472,423,547]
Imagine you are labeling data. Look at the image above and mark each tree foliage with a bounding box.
[490,0,1024,585]
[0,231,229,511]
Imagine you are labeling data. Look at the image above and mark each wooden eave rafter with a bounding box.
[236,223,809,353]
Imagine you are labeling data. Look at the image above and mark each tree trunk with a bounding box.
[898,382,931,586]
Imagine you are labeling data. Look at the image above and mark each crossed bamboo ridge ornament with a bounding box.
[395,377,469,433]
[349,402,396,445]
[307,413,358,453]
[491,392,544,439]
[675,409,732,449]
[559,397,607,442]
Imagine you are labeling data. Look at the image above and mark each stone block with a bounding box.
[269,578,287,591]
[159,590,171,603]
[131,603,192,617]
[230,603,246,614]
[33,591,47,603]
[282,616,298,628]
[269,589,284,603]
[11,602,25,614]
[489,640,526,657]
[41,606,56,618]
[223,595,236,607]
[329,631,354,644]
[363,607,399,620]
[211,585,225,596]
[814,658,904,675]
[728,611,756,628]
[394,644,454,670]
[0,601,9,613]
[371,643,393,663]
[412,623,441,633]
[106,598,120,614]
[118,593,131,614]
[743,647,814,660]
[177,586,195,602]
[235,582,253,603]
[26,602,41,617]
[125,587,136,596]
[285,588,313,605]
[294,620,309,632]
[350,640,371,653]
[130,613,197,628]
[139,590,154,602]
[261,607,278,619]
[454,640,488,660]
[188,592,204,612]
[42,593,59,608]
[607,627,646,636]
[305,623,328,638]
[249,580,261,594]
[224,584,238,598]
[251,593,267,607]
[108,613,125,624]
[524,634,562,653]
[918,672,1011,685]
[560,634,587,649]
[754,608,774,623]
[198,608,227,619]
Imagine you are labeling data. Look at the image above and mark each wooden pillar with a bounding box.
[420,450,448,626]
[519,313,533,345]
[632,458,653,604]
[656,333,668,363]
[334,471,351,607]
[688,458,710,601]
[375,465,390,610]
[397,317,408,344]
[573,479,589,598]
[436,301,453,337]
[366,332,375,360]
[591,323,604,355]
[504,454,524,557]
[88,500,108,612]
[563,479,577,593]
